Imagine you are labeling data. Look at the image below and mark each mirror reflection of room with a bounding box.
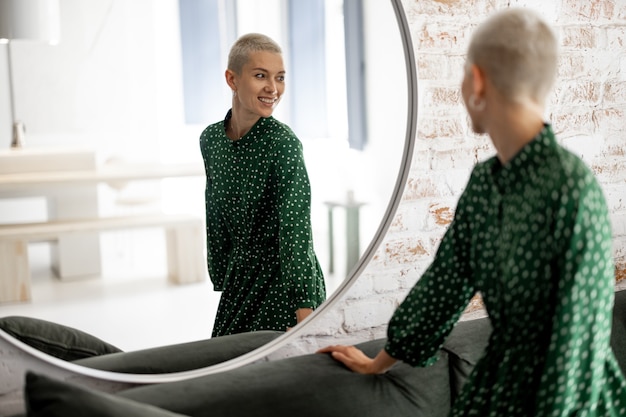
[0,0,406,351]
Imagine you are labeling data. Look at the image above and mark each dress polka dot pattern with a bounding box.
[200,110,326,337]
[385,124,626,416]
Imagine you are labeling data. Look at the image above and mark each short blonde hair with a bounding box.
[228,33,282,75]
[466,8,558,104]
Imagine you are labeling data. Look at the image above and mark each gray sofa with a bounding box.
[4,289,626,416]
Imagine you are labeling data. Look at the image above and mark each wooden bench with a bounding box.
[0,214,206,303]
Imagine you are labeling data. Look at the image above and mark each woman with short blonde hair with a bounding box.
[201,33,326,337]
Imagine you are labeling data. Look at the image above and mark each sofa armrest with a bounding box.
[441,316,492,402]
[73,330,284,373]
[0,316,122,361]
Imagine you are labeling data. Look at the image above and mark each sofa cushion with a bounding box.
[73,330,284,373]
[0,316,122,361]
[24,372,189,417]
[442,316,492,402]
[22,339,451,417]
[118,338,452,417]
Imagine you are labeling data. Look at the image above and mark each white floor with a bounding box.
[0,243,220,352]
[0,236,344,353]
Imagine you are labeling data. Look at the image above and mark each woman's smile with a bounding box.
[259,96,278,107]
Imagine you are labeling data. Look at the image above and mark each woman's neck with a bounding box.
[228,107,259,141]
[488,100,545,164]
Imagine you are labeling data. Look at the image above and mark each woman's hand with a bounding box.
[316,345,397,375]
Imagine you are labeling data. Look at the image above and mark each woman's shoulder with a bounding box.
[555,145,593,176]
[259,118,303,157]
[469,157,497,180]
[201,120,226,138]
[552,145,600,197]
[200,120,228,154]
[261,117,299,144]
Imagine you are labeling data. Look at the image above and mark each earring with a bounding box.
[232,90,237,98]
[469,94,485,111]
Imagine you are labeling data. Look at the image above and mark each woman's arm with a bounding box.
[273,135,326,310]
[296,308,313,323]
[200,130,231,290]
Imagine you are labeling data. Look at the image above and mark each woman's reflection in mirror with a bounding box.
[199,33,326,337]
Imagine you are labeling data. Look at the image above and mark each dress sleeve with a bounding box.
[534,180,625,413]
[384,174,478,367]
[274,138,325,309]
[203,145,231,291]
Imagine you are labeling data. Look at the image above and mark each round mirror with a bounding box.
[0,0,416,388]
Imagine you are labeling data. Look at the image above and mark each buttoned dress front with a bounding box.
[385,125,626,416]
[200,111,326,337]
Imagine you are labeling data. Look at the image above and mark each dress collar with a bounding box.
[223,109,272,146]
[490,123,557,192]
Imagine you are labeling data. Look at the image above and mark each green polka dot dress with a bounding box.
[385,124,626,415]
[200,110,326,337]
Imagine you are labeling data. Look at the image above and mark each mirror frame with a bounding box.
[0,0,417,385]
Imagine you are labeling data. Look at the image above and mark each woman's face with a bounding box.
[232,51,285,120]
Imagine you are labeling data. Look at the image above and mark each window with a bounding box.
[179,0,239,125]
[287,0,328,139]
[342,0,367,150]
[178,0,366,149]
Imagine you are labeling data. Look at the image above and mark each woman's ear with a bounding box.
[225,69,237,91]
[470,64,485,98]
